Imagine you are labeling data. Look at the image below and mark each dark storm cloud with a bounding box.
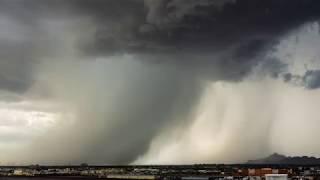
[85,0,320,82]
[1,0,320,90]
[274,70,320,90]
[92,0,320,53]
[301,70,320,89]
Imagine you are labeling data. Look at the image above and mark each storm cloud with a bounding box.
[0,0,320,165]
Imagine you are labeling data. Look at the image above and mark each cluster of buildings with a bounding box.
[0,165,320,180]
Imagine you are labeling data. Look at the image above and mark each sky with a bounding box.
[1,0,320,165]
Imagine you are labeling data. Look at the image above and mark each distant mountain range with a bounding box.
[247,153,320,165]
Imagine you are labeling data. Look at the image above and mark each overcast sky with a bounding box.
[1,0,320,165]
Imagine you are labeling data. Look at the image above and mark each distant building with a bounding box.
[181,177,210,180]
[106,174,157,179]
[265,174,288,180]
[13,169,23,176]
[261,168,273,176]
[247,168,286,177]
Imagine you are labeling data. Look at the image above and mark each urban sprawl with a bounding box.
[0,165,320,180]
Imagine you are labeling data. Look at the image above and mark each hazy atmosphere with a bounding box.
[1,0,320,165]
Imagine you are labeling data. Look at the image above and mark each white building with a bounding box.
[265,174,288,180]
[13,169,23,176]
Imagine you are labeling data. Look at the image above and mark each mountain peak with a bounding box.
[247,153,320,165]
[269,153,287,159]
